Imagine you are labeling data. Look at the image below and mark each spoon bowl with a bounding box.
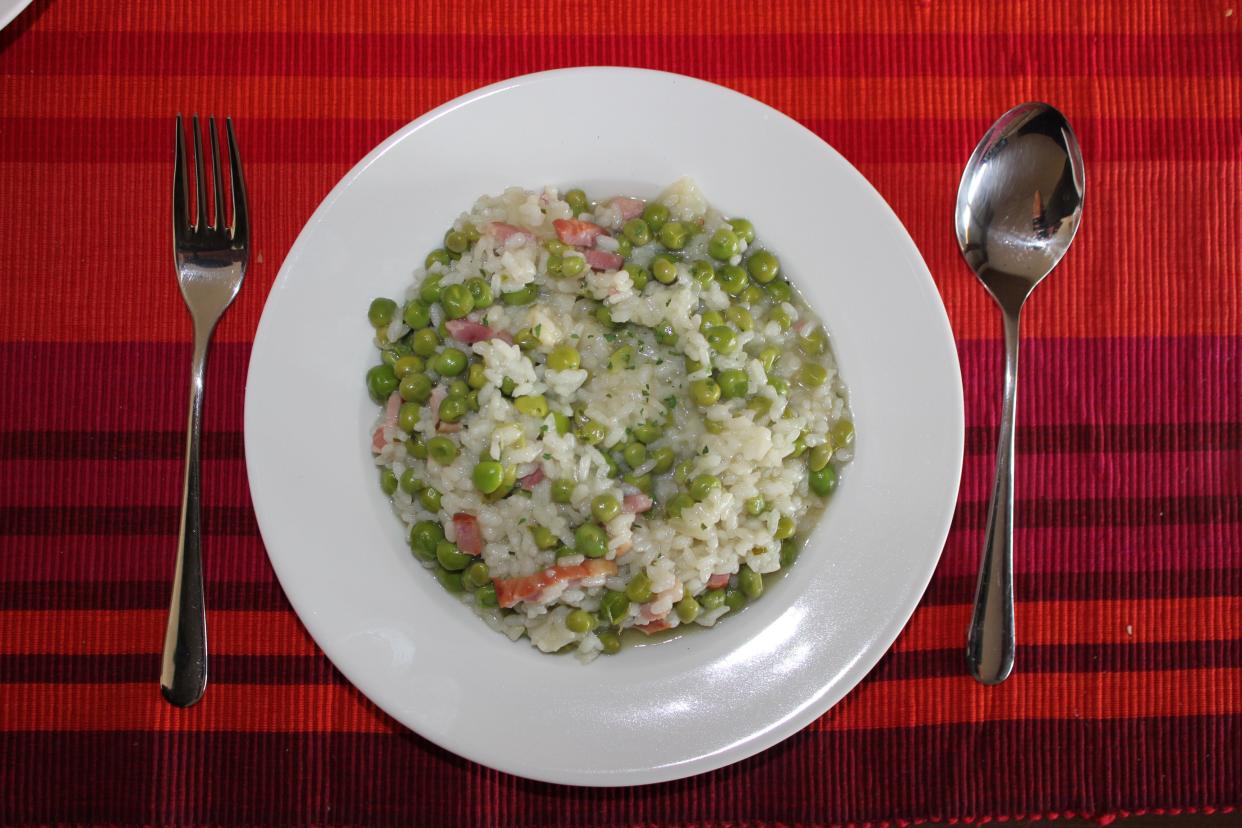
[956,102,1084,684]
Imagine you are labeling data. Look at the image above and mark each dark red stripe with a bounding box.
[5,421,1240,461]
[3,569,1239,611]
[0,505,256,535]
[1,720,1237,824]
[1,32,1238,78]
[5,638,1239,685]
[1,116,1239,164]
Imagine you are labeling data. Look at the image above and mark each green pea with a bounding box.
[575,523,608,558]
[642,202,669,231]
[674,459,695,485]
[775,514,795,540]
[424,249,451,271]
[433,348,467,377]
[552,411,571,436]
[706,325,737,354]
[514,327,540,351]
[725,306,754,331]
[739,565,764,598]
[724,588,747,612]
[652,256,678,285]
[698,310,724,332]
[666,492,695,518]
[598,630,622,654]
[684,357,705,374]
[603,452,621,479]
[546,254,564,278]
[599,589,631,625]
[739,285,764,305]
[488,465,517,501]
[745,494,766,516]
[398,468,421,495]
[380,348,403,368]
[438,395,467,423]
[701,588,726,610]
[766,279,793,303]
[406,436,428,460]
[790,433,808,458]
[798,326,828,356]
[446,379,469,398]
[531,525,559,550]
[409,519,444,557]
[746,250,780,284]
[831,419,855,447]
[623,217,651,246]
[591,494,622,523]
[728,217,755,244]
[622,442,647,469]
[768,377,790,396]
[800,363,828,387]
[439,284,474,319]
[675,595,702,623]
[513,394,548,418]
[690,260,716,286]
[427,436,458,465]
[566,608,598,634]
[547,344,580,371]
[809,444,833,472]
[502,284,538,306]
[393,355,423,380]
[625,473,653,494]
[379,468,398,495]
[779,539,799,568]
[472,460,505,494]
[444,229,469,254]
[657,221,689,250]
[809,464,838,496]
[398,301,427,330]
[464,560,491,589]
[594,305,618,328]
[653,320,678,346]
[462,362,486,391]
[565,188,589,214]
[689,474,721,502]
[650,447,675,474]
[396,372,430,404]
[757,347,780,375]
[435,567,464,593]
[544,239,570,255]
[630,422,658,445]
[395,402,420,433]
[624,262,649,291]
[499,377,516,397]
[690,378,721,407]
[608,345,636,372]
[466,277,493,308]
[368,297,397,328]
[475,583,499,607]
[551,479,575,503]
[561,254,586,278]
[704,418,725,434]
[615,237,633,258]
[366,364,398,402]
[411,328,439,357]
[717,368,749,399]
[768,307,792,331]
[436,319,450,339]
[574,419,605,446]
[435,541,471,571]
[625,571,653,603]
[419,486,441,512]
[419,274,444,305]
[717,264,748,295]
[708,227,740,261]
[466,390,480,411]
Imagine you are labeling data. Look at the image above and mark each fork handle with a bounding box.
[161,328,211,707]
[966,306,1019,685]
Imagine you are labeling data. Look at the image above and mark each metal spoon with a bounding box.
[955,102,1085,684]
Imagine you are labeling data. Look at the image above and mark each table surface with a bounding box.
[0,1,1239,826]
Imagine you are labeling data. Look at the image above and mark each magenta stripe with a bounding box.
[2,32,1239,78]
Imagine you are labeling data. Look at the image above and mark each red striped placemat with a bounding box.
[0,1,1238,824]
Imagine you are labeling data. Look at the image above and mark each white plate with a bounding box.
[0,0,33,31]
[245,68,963,786]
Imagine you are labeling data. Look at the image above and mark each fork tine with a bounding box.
[173,114,190,233]
[208,117,226,232]
[191,115,207,231]
[225,118,248,244]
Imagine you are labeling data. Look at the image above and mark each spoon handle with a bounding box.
[967,306,1019,685]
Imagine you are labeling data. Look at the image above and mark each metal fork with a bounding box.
[161,115,249,707]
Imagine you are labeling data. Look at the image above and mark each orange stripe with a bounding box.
[2,669,1237,733]
[3,597,1237,658]
[0,610,318,656]
[1,159,1237,343]
[815,668,1242,731]
[2,75,1238,120]
[29,0,1238,35]
[892,597,1242,652]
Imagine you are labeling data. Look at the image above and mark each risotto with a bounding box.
[364,179,853,660]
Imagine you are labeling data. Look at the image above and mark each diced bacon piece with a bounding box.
[519,465,545,491]
[635,617,673,635]
[622,493,653,514]
[428,386,446,421]
[452,513,483,555]
[610,196,645,221]
[371,393,402,453]
[488,221,534,244]
[446,318,509,345]
[437,421,462,433]
[707,573,731,589]
[493,559,618,609]
[493,329,514,345]
[614,542,633,559]
[584,249,624,272]
[553,218,607,247]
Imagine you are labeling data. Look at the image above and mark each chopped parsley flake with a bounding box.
[662,395,677,410]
